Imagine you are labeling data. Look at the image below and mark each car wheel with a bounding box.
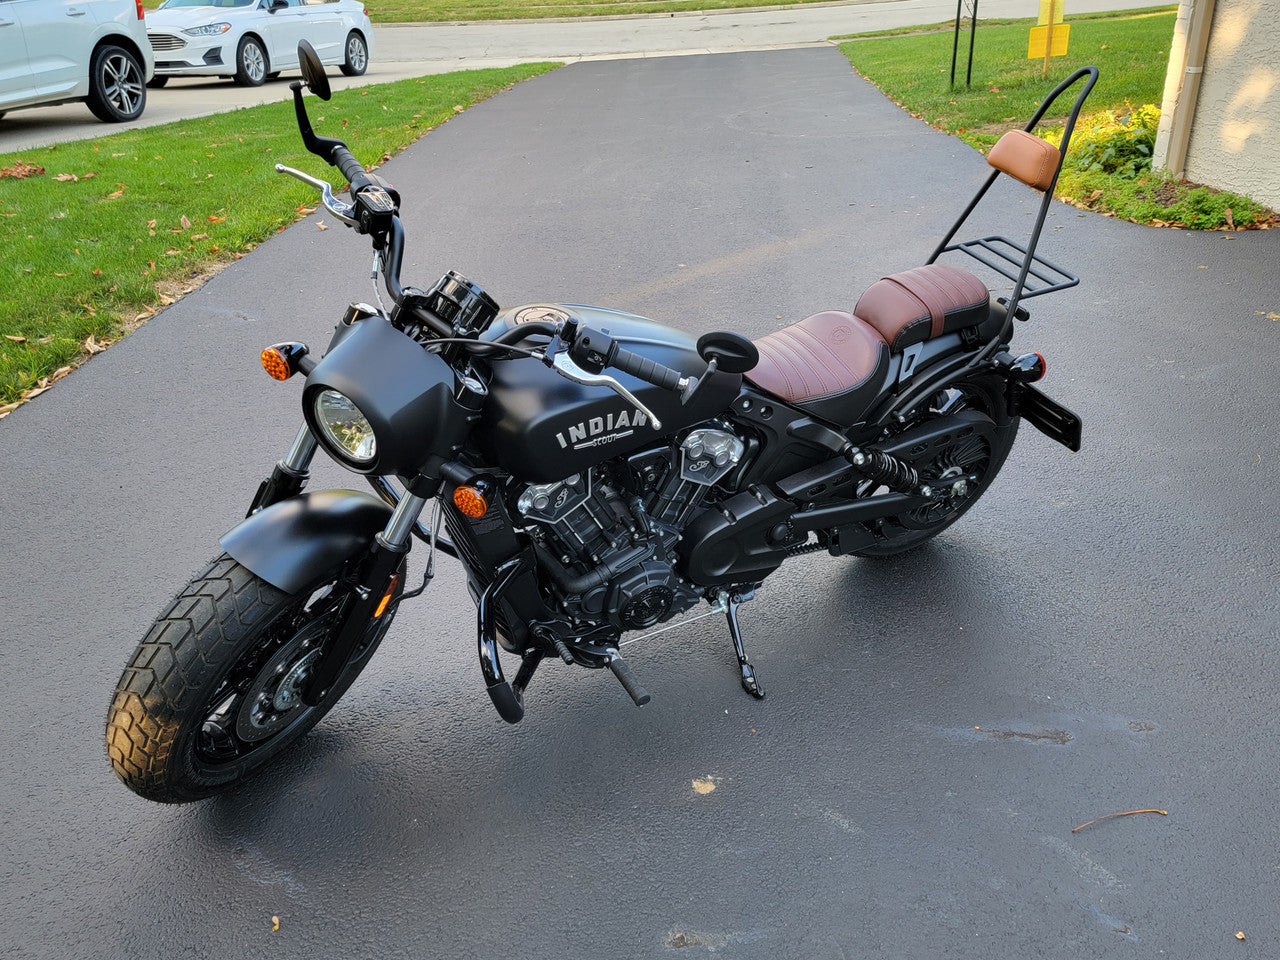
[86,44,146,122]
[233,35,268,87]
[147,76,169,89]
[339,31,367,77]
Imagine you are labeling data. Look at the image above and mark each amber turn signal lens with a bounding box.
[261,347,292,381]
[453,485,488,518]
[374,574,401,619]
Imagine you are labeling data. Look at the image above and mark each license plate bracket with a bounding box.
[1014,383,1081,452]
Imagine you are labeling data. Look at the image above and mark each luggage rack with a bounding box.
[927,66,1099,317]
[942,234,1078,301]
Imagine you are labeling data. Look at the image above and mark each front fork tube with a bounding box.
[247,425,319,516]
[301,491,428,705]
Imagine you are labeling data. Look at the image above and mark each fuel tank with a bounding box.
[480,304,741,482]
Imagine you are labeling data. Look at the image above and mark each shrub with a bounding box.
[1048,104,1160,180]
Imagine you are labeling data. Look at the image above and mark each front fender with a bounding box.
[220,489,393,594]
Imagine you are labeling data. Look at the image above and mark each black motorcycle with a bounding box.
[106,43,1098,802]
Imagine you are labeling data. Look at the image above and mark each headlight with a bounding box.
[313,389,377,464]
[182,22,231,36]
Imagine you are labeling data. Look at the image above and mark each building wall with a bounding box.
[1182,0,1279,210]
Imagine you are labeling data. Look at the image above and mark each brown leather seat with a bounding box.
[854,263,990,353]
[746,264,991,423]
[746,310,890,423]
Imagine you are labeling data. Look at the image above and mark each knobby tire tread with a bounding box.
[105,554,289,802]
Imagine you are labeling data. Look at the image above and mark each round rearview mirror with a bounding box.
[297,40,331,101]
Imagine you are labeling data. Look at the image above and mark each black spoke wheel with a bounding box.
[855,374,1019,557]
[106,552,403,803]
[86,44,146,122]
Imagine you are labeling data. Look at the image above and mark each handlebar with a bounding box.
[608,345,684,393]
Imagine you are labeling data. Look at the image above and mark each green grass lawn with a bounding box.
[144,0,849,22]
[837,7,1275,231]
[0,63,557,410]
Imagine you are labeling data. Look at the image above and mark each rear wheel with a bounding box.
[86,44,146,122]
[340,31,368,76]
[233,35,268,86]
[855,374,1018,557]
[106,552,403,802]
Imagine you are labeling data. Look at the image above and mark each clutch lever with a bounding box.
[275,164,359,227]
[550,352,662,430]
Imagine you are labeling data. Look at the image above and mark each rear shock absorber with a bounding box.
[844,446,933,498]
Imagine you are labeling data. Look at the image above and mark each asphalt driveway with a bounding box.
[2,48,1278,959]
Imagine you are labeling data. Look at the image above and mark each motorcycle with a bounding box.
[106,42,1098,802]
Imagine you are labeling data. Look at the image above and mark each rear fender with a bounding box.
[220,490,393,594]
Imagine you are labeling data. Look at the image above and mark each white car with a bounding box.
[0,0,153,123]
[146,0,373,88]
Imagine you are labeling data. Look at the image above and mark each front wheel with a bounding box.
[855,374,1019,557]
[233,35,268,86]
[106,553,402,802]
[340,31,368,76]
[86,44,146,122]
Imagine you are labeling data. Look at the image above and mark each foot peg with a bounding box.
[606,653,651,707]
[723,590,765,699]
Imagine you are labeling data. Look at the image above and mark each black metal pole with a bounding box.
[966,0,978,87]
[950,0,962,88]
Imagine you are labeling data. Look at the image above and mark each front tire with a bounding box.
[106,553,402,802]
[233,35,268,86]
[340,31,368,76]
[86,44,146,122]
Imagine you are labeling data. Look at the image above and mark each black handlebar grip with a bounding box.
[607,656,651,706]
[610,345,683,392]
[332,145,372,195]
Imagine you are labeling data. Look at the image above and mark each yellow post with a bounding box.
[1043,0,1057,78]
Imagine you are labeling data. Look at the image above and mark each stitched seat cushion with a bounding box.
[853,264,990,353]
[747,311,889,423]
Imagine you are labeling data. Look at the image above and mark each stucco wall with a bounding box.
[1183,0,1280,210]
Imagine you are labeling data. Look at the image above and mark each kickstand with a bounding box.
[720,589,765,699]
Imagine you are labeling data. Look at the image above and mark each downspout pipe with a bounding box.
[1158,0,1217,179]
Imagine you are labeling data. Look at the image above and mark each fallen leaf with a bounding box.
[147,219,157,229]
[54,173,79,182]
[0,162,46,179]
[1237,932,1246,940]
[92,269,102,276]
[1072,808,1168,833]
[272,916,280,932]
[208,214,226,224]
[692,777,717,795]
[0,401,20,416]
[180,215,191,230]
[4,335,26,343]
[191,232,209,241]
[24,385,50,399]
[84,335,105,354]
[1224,208,1234,229]
[83,172,98,179]
[1088,189,1104,201]
[316,221,327,231]
[50,366,72,382]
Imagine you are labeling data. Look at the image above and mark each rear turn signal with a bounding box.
[453,485,488,519]
[1008,352,1046,383]
[260,342,309,381]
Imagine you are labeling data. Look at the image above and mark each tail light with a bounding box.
[135,0,144,19]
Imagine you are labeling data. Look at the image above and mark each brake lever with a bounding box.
[275,164,359,227]
[550,352,662,430]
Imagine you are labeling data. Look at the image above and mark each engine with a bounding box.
[516,426,747,634]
